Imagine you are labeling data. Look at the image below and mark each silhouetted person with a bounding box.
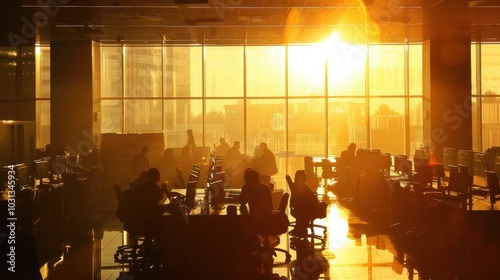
[130,170,148,190]
[346,142,356,163]
[251,142,278,188]
[133,145,150,178]
[157,148,179,188]
[290,170,327,236]
[240,169,274,227]
[186,129,196,149]
[225,141,242,168]
[128,168,167,240]
[215,137,230,158]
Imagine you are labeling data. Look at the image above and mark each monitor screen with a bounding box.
[185,180,197,207]
[16,165,29,189]
[209,179,225,207]
[34,160,50,181]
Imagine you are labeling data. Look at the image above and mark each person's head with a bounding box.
[234,141,240,149]
[137,170,148,182]
[294,170,307,184]
[348,143,356,153]
[147,168,161,183]
[164,148,173,157]
[259,142,268,150]
[141,145,149,154]
[219,138,226,144]
[244,168,259,185]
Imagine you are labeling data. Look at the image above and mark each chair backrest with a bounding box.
[448,171,472,194]
[433,163,445,178]
[448,165,459,173]
[278,192,290,213]
[412,164,434,186]
[485,170,500,194]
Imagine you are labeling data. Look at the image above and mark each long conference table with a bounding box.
[160,189,258,280]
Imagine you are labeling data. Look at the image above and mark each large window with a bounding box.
[100,43,427,175]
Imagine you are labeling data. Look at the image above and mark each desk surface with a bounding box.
[160,190,254,279]
[163,188,246,216]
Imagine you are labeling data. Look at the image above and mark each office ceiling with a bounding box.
[2,0,500,46]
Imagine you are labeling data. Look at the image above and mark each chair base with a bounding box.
[288,221,327,251]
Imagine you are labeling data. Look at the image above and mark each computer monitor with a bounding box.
[33,160,50,181]
[185,180,197,208]
[16,165,29,189]
[209,179,225,207]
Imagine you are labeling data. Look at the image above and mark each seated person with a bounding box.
[240,168,287,246]
[290,170,328,236]
[124,168,168,242]
[129,170,148,190]
[240,168,274,220]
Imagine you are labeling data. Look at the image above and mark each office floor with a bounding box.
[39,175,500,280]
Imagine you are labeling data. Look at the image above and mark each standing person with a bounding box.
[133,145,150,178]
[186,129,196,149]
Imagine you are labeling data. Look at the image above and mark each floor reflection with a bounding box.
[44,199,415,280]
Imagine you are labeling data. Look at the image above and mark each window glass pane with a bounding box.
[471,97,480,151]
[246,46,285,97]
[369,45,405,96]
[409,44,423,96]
[409,97,423,156]
[471,43,477,96]
[327,43,366,96]
[481,44,500,95]
[205,99,244,150]
[36,101,50,148]
[246,99,286,176]
[288,45,325,97]
[328,98,366,156]
[288,98,325,173]
[124,46,162,98]
[124,100,162,133]
[370,98,405,154]
[481,96,500,148]
[164,46,202,98]
[205,46,244,97]
[101,100,122,133]
[163,99,203,149]
[101,46,123,98]
[38,46,50,98]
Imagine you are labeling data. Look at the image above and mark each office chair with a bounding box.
[425,172,472,210]
[113,183,154,273]
[286,175,327,251]
[485,171,500,209]
[253,193,291,276]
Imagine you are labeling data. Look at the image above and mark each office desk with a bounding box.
[161,190,255,280]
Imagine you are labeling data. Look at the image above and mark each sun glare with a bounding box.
[325,203,349,249]
[322,32,367,84]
